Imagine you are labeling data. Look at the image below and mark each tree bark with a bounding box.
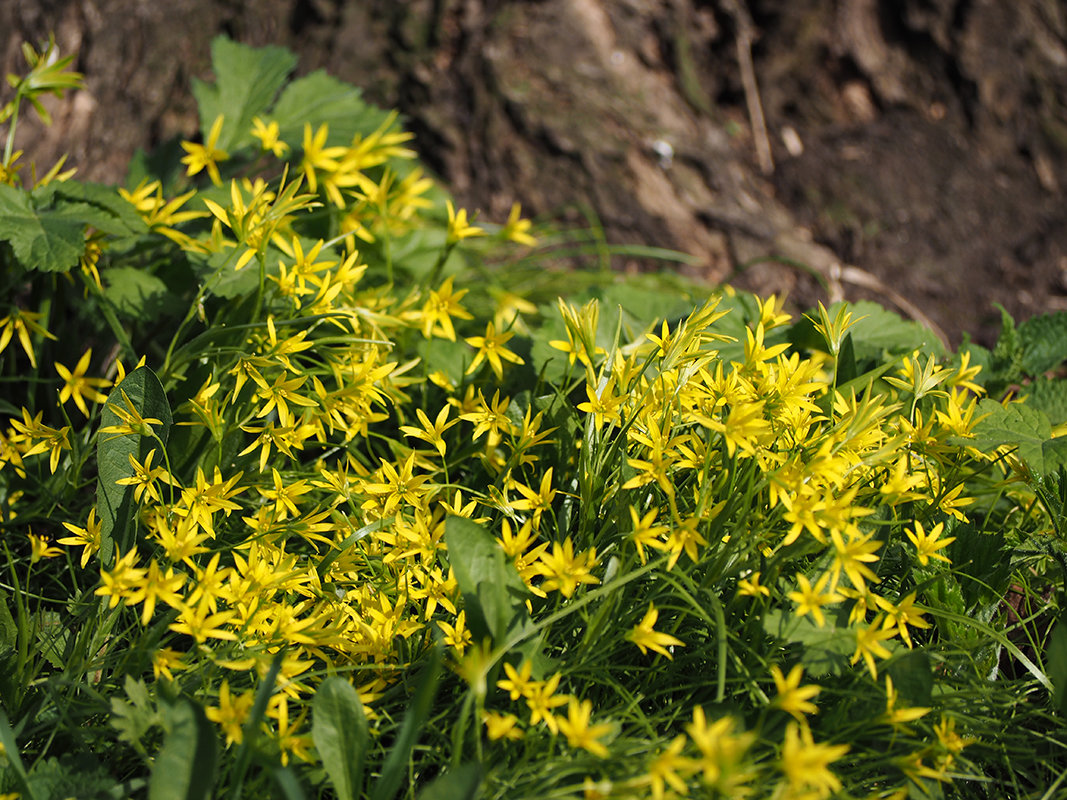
[5,0,1067,346]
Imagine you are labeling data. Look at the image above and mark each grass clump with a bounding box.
[0,35,1065,800]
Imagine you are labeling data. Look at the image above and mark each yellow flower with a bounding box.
[205,680,254,747]
[878,675,930,733]
[536,538,599,598]
[769,664,820,721]
[851,618,896,679]
[737,570,771,598]
[644,735,696,800]
[445,200,486,243]
[875,592,932,649]
[180,114,229,186]
[787,572,843,627]
[627,602,684,659]
[58,507,102,568]
[497,659,535,700]
[27,531,62,563]
[557,697,612,758]
[778,722,849,800]
[501,202,536,246]
[419,276,473,341]
[628,505,669,565]
[250,116,289,157]
[0,307,56,368]
[464,321,524,381]
[906,520,956,566]
[482,710,523,740]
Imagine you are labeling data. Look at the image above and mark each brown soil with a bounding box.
[5,0,1067,349]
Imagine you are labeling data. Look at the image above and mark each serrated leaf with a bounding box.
[966,399,1067,477]
[103,266,177,322]
[0,182,85,272]
[149,699,217,800]
[313,678,369,800]
[96,367,173,563]
[38,181,149,238]
[444,516,530,642]
[192,37,297,152]
[761,608,854,677]
[1018,311,1067,375]
[271,70,391,146]
[1022,378,1067,427]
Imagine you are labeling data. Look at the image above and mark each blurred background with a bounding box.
[5,0,1067,347]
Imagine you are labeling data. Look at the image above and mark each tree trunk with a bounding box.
[5,0,1066,346]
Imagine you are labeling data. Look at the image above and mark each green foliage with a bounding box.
[312,678,369,800]
[1,32,1065,800]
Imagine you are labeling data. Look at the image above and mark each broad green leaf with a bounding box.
[369,646,442,800]
[965,399,1067,477]
[271,70,392,146]
[444,516,530,642]
[103,266,177,322]
[1018,311,1067,375]
[271,767,308,800]
[1023,377,1067,426]
[148,699,217,800]
[37,181,148,238]
[1047,614,1067,716]
[192,37,297,152]
[885,650,934,707]
[0,182,84,272]
[761,608,855,677]
[96,366,173,563]
[418,763,482,800]
[312,677,369,800]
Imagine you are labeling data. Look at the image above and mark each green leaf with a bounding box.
[1018,311,1067,375]
[37,181,148,238]
[96,366,173,563]
[192,37,297,152]
[0,589,16,655]
[418,763,482,800]
[1047,614,1067,716]
[271,767,307,800]
[0,182,84,272]
[761,608,855,677]
[312,678,369,800]
[103,267,177,322]
[369,646,442,800]
[271,70,390,146]
[444,516,530,642]
[148,699,217,800]
[965,399,1067,477]
[1023,377,1067,426]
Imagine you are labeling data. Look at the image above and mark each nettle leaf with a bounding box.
[0,181,85,272]
[313,678,369,800]
[965,399,1067,477]
[103,266,179,322]
[39,181,148,238]
[192,36,297,152]
[1018,311,1067,375]
[761,608,855,677]
[444,516,530,642]
[271,69,392,146]
[149,699,217,800]
[1023,378,1067,427]
[96,366,173,563]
